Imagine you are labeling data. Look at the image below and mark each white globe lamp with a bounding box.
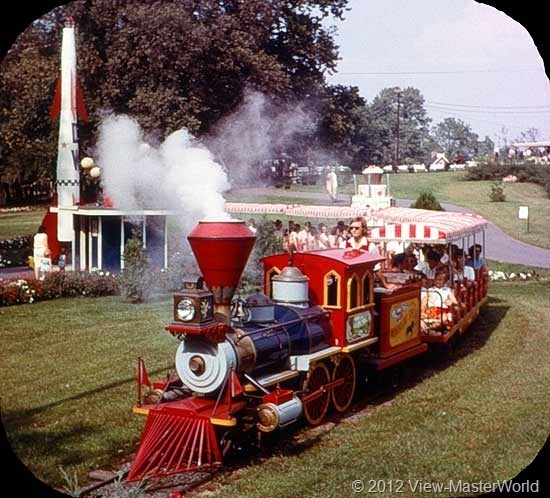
[89,166,101,178]
[80,157,95,169]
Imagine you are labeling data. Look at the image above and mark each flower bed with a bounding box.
[0,271,119,307]
[0,235,33,268]
[0,278,41,305]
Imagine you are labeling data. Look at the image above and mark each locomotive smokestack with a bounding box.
[187,220,256,321]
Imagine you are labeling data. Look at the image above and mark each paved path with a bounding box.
[0,266,34,281]
[230,187,550,269]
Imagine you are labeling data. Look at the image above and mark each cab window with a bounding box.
[324,271,340,307]
[347,274,360,310]
[362,273,372,305]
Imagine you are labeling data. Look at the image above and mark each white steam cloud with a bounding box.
[205,90,317,182]
[94,91,324,234]
[95,114,231,234]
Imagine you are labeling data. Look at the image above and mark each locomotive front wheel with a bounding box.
[302,363,331,425]
[331,355,356,413]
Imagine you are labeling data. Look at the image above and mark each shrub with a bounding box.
[119,236,152,303]
[466,161,550,198]
[489,182,506,202]
[410,191,444,211]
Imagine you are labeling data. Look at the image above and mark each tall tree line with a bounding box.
[0,0,496,205]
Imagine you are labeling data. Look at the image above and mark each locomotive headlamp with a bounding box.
[171,277,215,327]
[177,299,195,321]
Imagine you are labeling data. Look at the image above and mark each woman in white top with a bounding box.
[33,225,49,279]
[341,217,394,289]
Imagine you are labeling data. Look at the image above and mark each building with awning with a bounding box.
[50,204,175,272]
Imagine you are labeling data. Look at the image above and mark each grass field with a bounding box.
[0,295,175,488]
[1,274,549,493]
[389,172,550,249]
[0,206,48,239]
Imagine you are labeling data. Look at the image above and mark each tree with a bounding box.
[515,127,540,143]
[477,136,495,159]
[431,117,480,160]
[365,87,431,166]
[0,0,348,190]
[316,85,368,167]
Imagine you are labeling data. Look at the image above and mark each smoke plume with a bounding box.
[205,90,317,183]
[95,114,231,234]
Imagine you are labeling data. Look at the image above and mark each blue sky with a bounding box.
[326,0,550,146]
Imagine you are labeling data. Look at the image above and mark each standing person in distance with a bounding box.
[325,166,338,203]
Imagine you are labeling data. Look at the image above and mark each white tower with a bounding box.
[50,17,87,241]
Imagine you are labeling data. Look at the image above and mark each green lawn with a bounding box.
[0,295,175,487]
[1,276,549,494]
[389,172,550,249]
[0,207,48,239]
[207,280,550,498]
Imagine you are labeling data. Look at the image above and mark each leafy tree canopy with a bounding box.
[431,117,490,160]
[0,0,348,185]
[365,87,432,166]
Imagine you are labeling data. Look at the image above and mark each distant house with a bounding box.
[429,153,450,171]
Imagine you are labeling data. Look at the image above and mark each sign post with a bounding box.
[518,206,529,233]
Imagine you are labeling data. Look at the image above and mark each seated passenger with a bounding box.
[417,249,442,284]
[466,243,486,270]
[452,248,475,282]
[390,252,421,282]
[421,271,458,331]
[391,252,407,271]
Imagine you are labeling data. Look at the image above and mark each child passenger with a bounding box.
[421,270,458,331]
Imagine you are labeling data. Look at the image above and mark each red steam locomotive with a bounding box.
[127,209,488,481]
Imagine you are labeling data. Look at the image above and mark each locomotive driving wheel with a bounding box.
[302,362,331,425]
[331,355,356,413]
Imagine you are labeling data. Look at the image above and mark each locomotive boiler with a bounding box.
[128,212,489,482]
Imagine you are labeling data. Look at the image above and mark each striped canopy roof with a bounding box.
[224,203,487,242]
[225,202,374,219]
[369,207,488,243]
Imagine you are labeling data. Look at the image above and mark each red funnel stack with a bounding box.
[188,220,256,319]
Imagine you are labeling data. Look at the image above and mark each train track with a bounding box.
[78,370,410,498]
[80,466,216,498]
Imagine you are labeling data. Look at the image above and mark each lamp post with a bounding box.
[80,156,102,205]
[395,88,401,167]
